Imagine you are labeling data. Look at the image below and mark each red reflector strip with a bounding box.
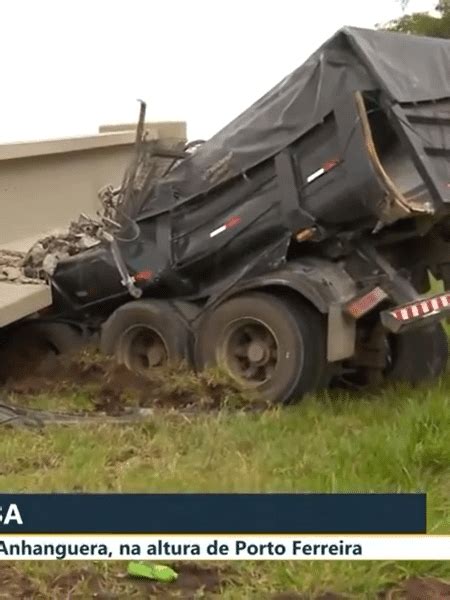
[390,293,450,321]
[346,286,388,318]
[225,216,241,228]
[306,159,339,184]
[323,159,339,171]
[210,215,241,238]
[133,270,153,282]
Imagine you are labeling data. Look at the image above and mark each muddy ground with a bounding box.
[0,341,265,415]
[275,575,450,598]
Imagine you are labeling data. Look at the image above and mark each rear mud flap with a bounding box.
[327,303,356,362]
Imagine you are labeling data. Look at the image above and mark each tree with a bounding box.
[381,0,450,38]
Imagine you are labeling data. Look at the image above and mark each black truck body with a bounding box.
[46,27,450,402]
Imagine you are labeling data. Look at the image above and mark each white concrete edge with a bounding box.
[0,131,139,161]
[0,282,52,328]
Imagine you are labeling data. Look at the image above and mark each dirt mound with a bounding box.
[270,577,450,599]
[2,349,263,414]
[382,576,450,599]
[0,329,60,385]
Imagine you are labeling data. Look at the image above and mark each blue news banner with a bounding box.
[0,493,431,560]
[0,493,425,533]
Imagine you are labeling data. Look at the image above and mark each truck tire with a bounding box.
[194,292,328,404]
[14,321,85,355]
[100,300,198,375]
[387,323,448,384]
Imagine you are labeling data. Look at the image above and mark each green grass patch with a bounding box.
[1,371,449,597]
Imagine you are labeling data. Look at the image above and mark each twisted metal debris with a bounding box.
[0,213,106,284]
[0,101,191,287]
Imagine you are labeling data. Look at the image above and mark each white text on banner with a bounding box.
[0,535,448,560]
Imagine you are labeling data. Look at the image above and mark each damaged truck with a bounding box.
[2,26,450,404]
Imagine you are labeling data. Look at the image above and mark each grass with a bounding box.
[1,368,450,598]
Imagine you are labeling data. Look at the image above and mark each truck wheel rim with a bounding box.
[219,318,279,387]
[121,326,168,374]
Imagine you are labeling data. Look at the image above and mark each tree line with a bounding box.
[382,0,449,37]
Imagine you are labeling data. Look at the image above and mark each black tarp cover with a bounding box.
[140,26,450,214]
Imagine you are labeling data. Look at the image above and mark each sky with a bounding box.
[0,0,438,144]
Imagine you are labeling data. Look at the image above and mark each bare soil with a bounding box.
[381,576,450,599]
[0,343,263,414]
[270,576,450,599]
